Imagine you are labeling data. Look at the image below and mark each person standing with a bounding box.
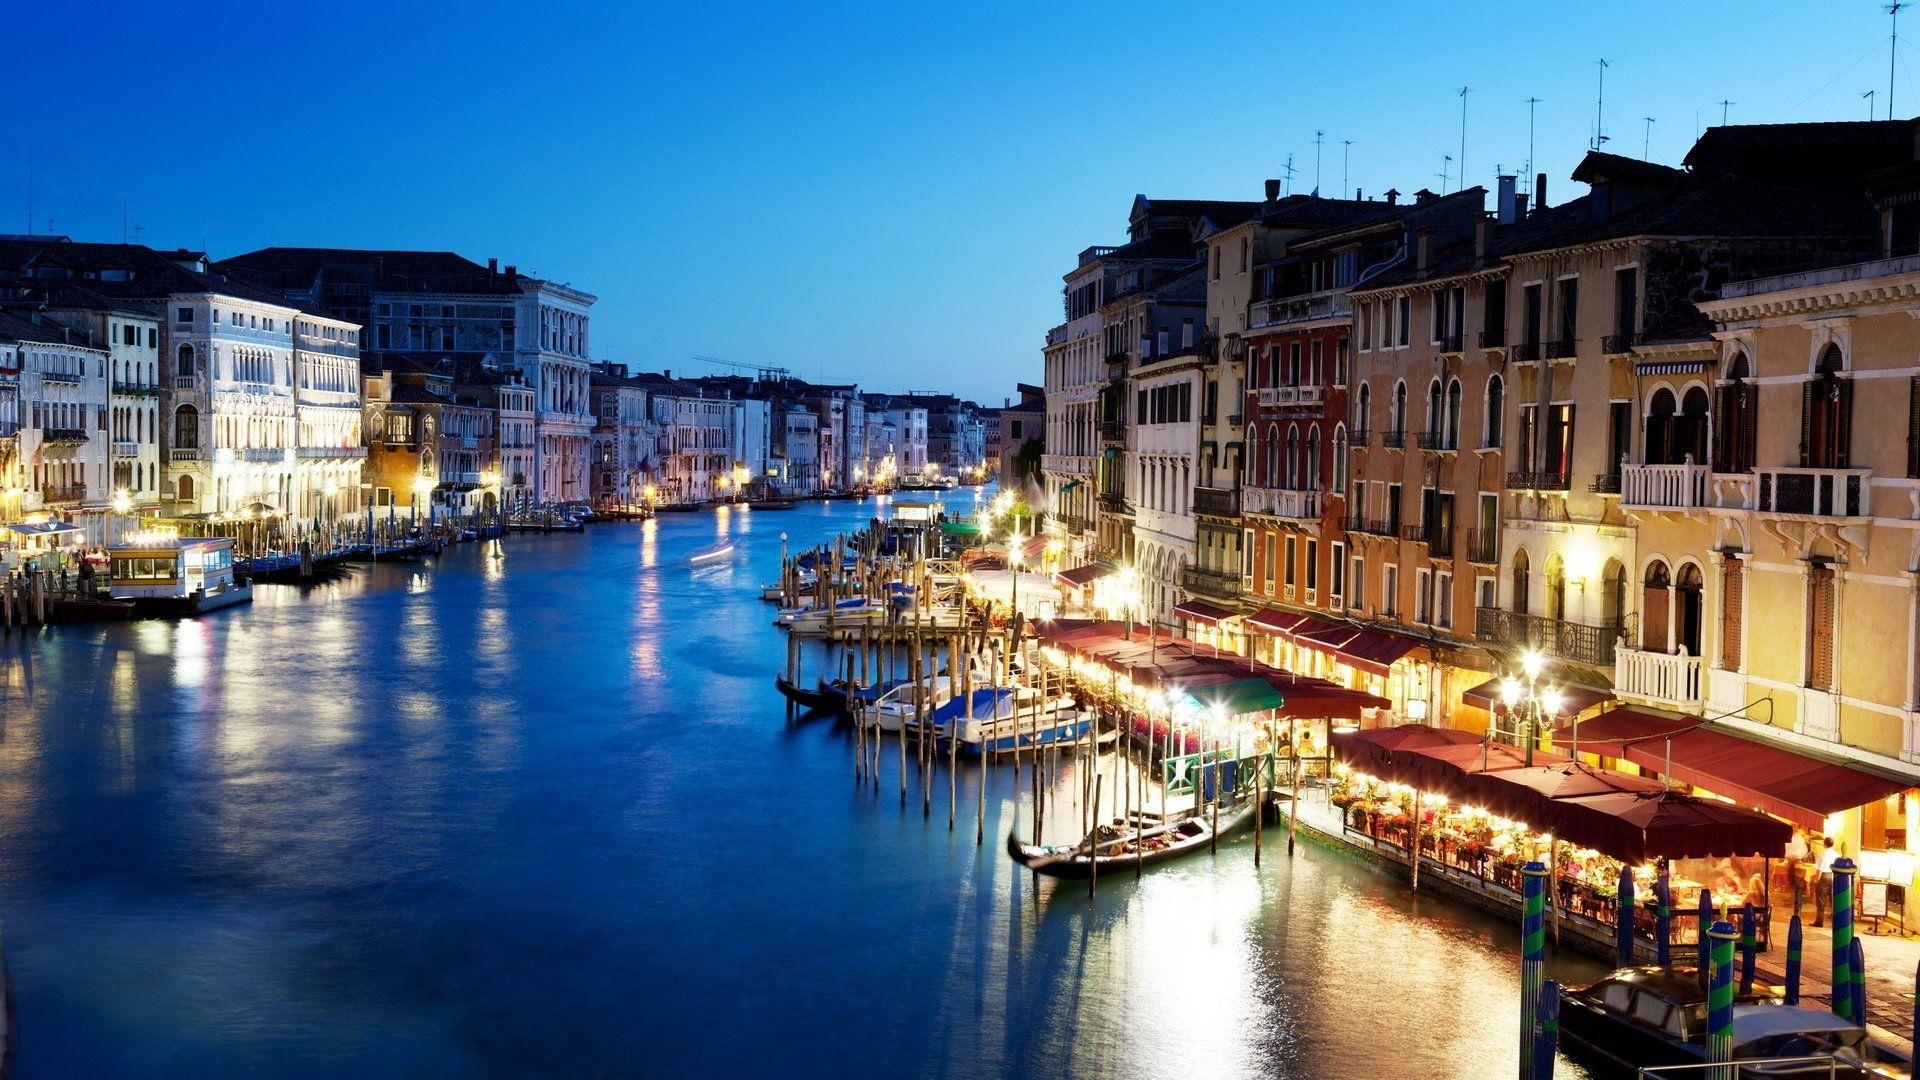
[1784,830,1811,918]
[1813,837,1839,927]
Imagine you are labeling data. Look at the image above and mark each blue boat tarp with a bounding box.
[931,687,1014,723]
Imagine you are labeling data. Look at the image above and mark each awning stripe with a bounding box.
[1635,360,1711,376]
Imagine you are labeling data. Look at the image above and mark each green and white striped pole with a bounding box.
[1520,860,1548,1080]
[1784,914,1803,1005]
[1832,857,1857,1021]
[1706,918,1738,1080]
[1738,902,1756,993]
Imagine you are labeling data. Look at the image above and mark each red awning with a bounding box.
[1021,535,1051,561]
[1460,677,1613,718]
[1332,724,1482,777]
[1247,607,1307,634]
[1173,600,1240,625]
[1555,790,1792,862]
[1336,629,1423,678]
[1551,706,1703,759]
[1289,615,1361,658]
[1054,564,1107,588]
[1620,725,1912,830]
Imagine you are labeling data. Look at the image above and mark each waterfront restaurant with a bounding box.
[1331,723,1792,955]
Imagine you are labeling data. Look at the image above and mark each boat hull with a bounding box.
[1006,800,1261,880]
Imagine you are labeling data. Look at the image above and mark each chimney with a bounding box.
[1534,172,1548,212]
[1474,214,1490,263]
[504,265,517,277]
[1355,188,1363,201]
[1496,174,1518,224]
[487,258,498,273]
[1415,229,1432,275]
[1515,192,1530,218]
[1264,178,1281,201]
[1384,188,1400,205]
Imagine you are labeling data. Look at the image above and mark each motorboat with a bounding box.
[1557,967,1880,1078]
[690,540,735,564]
[107,536,253,616]
[1006,800,1263,879]
[932,687,1089,756]
[776,596,885,629]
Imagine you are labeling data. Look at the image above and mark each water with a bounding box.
[0,497,1605,1077]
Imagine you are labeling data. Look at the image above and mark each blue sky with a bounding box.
[6,2,1912,402]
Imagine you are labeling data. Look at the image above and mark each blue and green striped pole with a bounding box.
[1614,866,1636,968]
[1520,860,1548,1080]
[1706,919,1738,1080]
[1533,978,1560,1080]
[1832,857,1857,1021]
[1739,902,1756,993]
[1654,867,1671,966]
[1784,915,1803,1005]
[1850,936,1866,1026]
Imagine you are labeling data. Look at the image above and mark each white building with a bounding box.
[291,312,366,523]
[28,294,164,533]
[521,280,596,504]
[164,291,301,516]
[0,312,110,540]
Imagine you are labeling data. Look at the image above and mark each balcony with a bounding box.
[1475,607,1626,668]
[1590,473,1620,495]
[1544,339,1578,360]
[241,447,288,463]
[1754,466,1871,518]
[1346,515,1396,537]
[1465,530,1498,563]
[1479,328,1508,348]
[1179,564,1242,602]
[1270,489,1321,520]
[1513,341,1541,363]
[1437,333,1464,354]
[1251,289,1352,330]
[40,483,85,504]
[1381,430,1406,449]
[1193,486,1239,517]
[1059,514,1093,534]
[173,375,198,391]
[1256,386,1325,408]
[1613,646,1704,711]
[1097,491,1130,513]
[1399,522,1430,544]
[1099,419,1124,442]
[41,428,88,445]
[111,439,139,458]
[1601,332,1637,355]
[1350,427,1372,446]
[1506,471,1570,491]
[1415,430,1458,452]
[112,381,160,397]
[169,447,201,462]
[1620,461,1710,510]
[297,446,368,459]
[40,370,82,385]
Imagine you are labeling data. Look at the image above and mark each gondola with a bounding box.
[1005,798,1263,879]
[773,675,840,714]
[746,499,799,511]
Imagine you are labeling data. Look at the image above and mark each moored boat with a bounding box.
[107,536,254,616]
[1006,799,1263,879]
[773,675,840,714]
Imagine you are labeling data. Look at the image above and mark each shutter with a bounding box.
[1712,387,1730,472]
[1799,382,1815,468]
[1720,556,1743,671]
[1737,387,1757,474]
[1808,566,1836,691]
[1642,584,1670,652]
[1910,376,1920,478]
[1834,379,1854,470]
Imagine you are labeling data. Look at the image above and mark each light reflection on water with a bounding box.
[0,500,1600,1077]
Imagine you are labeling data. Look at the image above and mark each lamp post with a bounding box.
[1497,649,1565,767]
[1113,565,1140,640]
[412,475,434,527]
[1008,518,1023,618]
[111,487,132,545]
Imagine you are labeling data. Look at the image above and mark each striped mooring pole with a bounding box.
[1532,978,1560,1080]
[1832,857,1857,1021]
[1613,866,1636,968]
[1705,919,1738,1080]
[1520,860,1548,1080]
[1850,935,1867,1026]
[1738,902,1757,993]
[1784,915,1803,1005]
[1654,867,1671,966]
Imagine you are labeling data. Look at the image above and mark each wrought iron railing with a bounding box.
[1475,607,1626,667]
[1506,471,1570,491]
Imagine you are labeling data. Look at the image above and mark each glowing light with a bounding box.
[1498,677,1523,709]
[1520,649,1543,681]
[1540,687,1565,717]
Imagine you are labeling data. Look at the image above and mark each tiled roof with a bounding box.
[0,310,83,346]
[216,247,524,296]
[0,238,295,307]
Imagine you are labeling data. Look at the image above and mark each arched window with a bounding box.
[1266,423,1281,486]
[1601,558,1626,628]
[1714,351,1757,473]
[1307,426,1322,488]
[1355,382,1372,437]
[177,475,194,504]
[1803,344,1852,469]
[1544,554,1568,622]
[1647,387,1679,464]
[1445,379,1463,447]
[1332,424,1349,494]
[1675,563,1704,655]
[173,404,199,449]
[1425,378,1444,438]
[1285,425,1301,489]
[1484,374,1504,448]
[1642,560,1672,651]
[1510,548,1531,614]
[1677,386,1710,464]
[176,343,194,377]
[1247,427,1261,485]
[1392,380,1408,435]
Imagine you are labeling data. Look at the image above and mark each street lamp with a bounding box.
[1112,565,1141,640]
[111,487,132,544]
[1497,648,1563,766]
[412,475,434,526]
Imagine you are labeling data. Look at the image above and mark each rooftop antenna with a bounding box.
[1717,99,1736,125]
[1457,87,1471,190]
[1342,139,1354,197]
[1281,153,1296,196]
[1642,117,1656,159]
[1524,97,1543,179]
[1890,3,1905,119]
[1864,89,1879,119]
[1437,154,1453,194]
[122,200,129,243]
[24,147,31,236]
[1312,130,1324,196]
[1592,59,1611,150]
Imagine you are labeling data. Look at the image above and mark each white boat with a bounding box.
[857,675,958,734]
[107,536,253,615]
[690,540,735,564]
[935,687,1092,757]
[777,596,886,628]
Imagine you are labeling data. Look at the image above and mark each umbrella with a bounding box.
[1461,760,1668,824]
[1555,789,1791,864]
[1330,723,1480,779]
[1397,740,1564,802]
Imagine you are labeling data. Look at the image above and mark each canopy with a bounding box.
[939,521,981,535]
[1461,676,1613,718]
[3,521,82,537]
[1054,564,1107,588]
[1551,706,1701,758]
[1336,629,1422,678]
[1247,608,1308,635]
[1021,535,1052,561]
[1289,615,1362,659]
[1399,740,1565,794]
[1060,481,1082,492]
[1556,789,1792,862]
[1187,678,1285,718]
[1332,724,1480,777]
[1461,761,1670,824]
[1620,724,1910,830]
[1173,600,1240,626]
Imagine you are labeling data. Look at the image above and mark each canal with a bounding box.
[0,497,1604,1077]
